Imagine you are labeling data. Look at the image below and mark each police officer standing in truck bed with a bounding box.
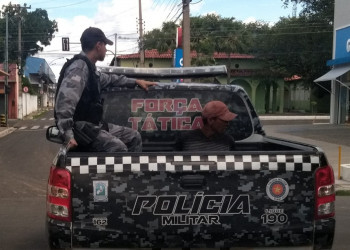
[54,27,157,152]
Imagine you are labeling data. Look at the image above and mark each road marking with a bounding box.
[17,125,52,130]
[41,118,46,121]
[313,122,331,125]
[49,118,54,121]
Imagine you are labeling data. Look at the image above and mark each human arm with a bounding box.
[99,72,157,91]
[135,79,158,91]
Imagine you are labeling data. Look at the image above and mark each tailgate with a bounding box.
[68,152,320,248]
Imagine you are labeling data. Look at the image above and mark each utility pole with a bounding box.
[138,0,145,67]
[17,4,31,79]
[4,12,9,125]
[292,1,297,18]
[182,0,191,67]
[17,4,31,118]
[114,33,117,66]
[18,14,22,78]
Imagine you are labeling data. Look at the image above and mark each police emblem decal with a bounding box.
[266,178,289,202]
[93,180,108,202]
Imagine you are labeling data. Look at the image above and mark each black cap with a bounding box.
[80,27,113,46]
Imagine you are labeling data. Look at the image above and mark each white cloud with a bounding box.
[190,0,205,15]
[243,17,257,24]
[34,0,174,78]
[8,0,279,79]
[0,0,19,6]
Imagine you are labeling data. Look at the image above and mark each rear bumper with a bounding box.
[45,217,335,250]
[46,217,72,249]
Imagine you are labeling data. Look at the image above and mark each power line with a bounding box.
[167,2,183,22]
[165,0,180,21]
[44,0,92,9]
[164,0,177,11]
[152,0,161,9]
[191,0,203,4]
[13,27,332,46]
[173,9,183,23]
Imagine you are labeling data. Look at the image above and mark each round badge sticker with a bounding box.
[266,178,289,202]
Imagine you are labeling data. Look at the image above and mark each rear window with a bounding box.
[102,85,253,143]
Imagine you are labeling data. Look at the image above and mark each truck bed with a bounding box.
[61,139,327,249]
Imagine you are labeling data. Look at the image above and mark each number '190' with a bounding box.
[261,213,288,224]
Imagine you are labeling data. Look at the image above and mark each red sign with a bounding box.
[176,27,182,48]
[23,86,29,93]
[128,98,204,131]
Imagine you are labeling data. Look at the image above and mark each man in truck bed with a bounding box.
[54,27,156,152]
[179,100,237,151]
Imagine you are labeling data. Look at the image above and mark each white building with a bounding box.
[315,0,350,124]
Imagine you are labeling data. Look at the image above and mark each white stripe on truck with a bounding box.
[65,154,320,174]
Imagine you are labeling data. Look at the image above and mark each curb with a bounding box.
[0,127,16,138]
[335,184,350,192]
[259,115,330,120]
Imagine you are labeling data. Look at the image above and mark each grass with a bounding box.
[336,190,350,196]
[28,108,50,120]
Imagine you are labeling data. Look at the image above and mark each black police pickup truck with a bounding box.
[46,66,335,249]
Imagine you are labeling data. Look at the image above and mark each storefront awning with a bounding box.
[314,64,350,82]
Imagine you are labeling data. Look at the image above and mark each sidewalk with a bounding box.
[0,126,16,138]
[0,108,50,138]
[262,122,350,191]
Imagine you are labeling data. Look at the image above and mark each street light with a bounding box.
[45,57,64,108]
[48,57,64,66]
[107,50,117,66]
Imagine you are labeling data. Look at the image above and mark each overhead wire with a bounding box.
[165,0,182,21]
[152,0,161,10]
[172,11,183,23]
[0,1,333,60]
[165,0,179,14]
[12,23,332,45]
[191,0,203,4]
[44,0,92,9]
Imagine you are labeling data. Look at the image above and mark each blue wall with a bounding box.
[335,26,350,59]
[24,57,56,83]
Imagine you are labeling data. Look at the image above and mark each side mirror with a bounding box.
[46,125,64,144]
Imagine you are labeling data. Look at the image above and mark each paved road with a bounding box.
[0,111,349,249]
[0,111,59,250]
[262,122,350,187]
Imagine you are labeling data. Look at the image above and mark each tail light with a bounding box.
[315,165,335,220]
[47,166,71,222]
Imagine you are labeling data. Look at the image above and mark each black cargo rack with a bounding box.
[98,65,227,79]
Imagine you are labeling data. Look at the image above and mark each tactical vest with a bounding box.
[54,54,103,125]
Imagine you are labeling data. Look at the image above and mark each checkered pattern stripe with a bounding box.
[66,154,320,174]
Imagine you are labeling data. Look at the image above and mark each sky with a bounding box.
[0,0,297,78]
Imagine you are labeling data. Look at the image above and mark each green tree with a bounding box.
[279,0,334,80]
[282,0,334,24]
[144,21,178,53]
[245,21,281,113]
[190,14,250,82]
[253,9,333,84]
[143,15,251,83]
[0,3,58,66]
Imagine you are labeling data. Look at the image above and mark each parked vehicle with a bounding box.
[46,66,335,249]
